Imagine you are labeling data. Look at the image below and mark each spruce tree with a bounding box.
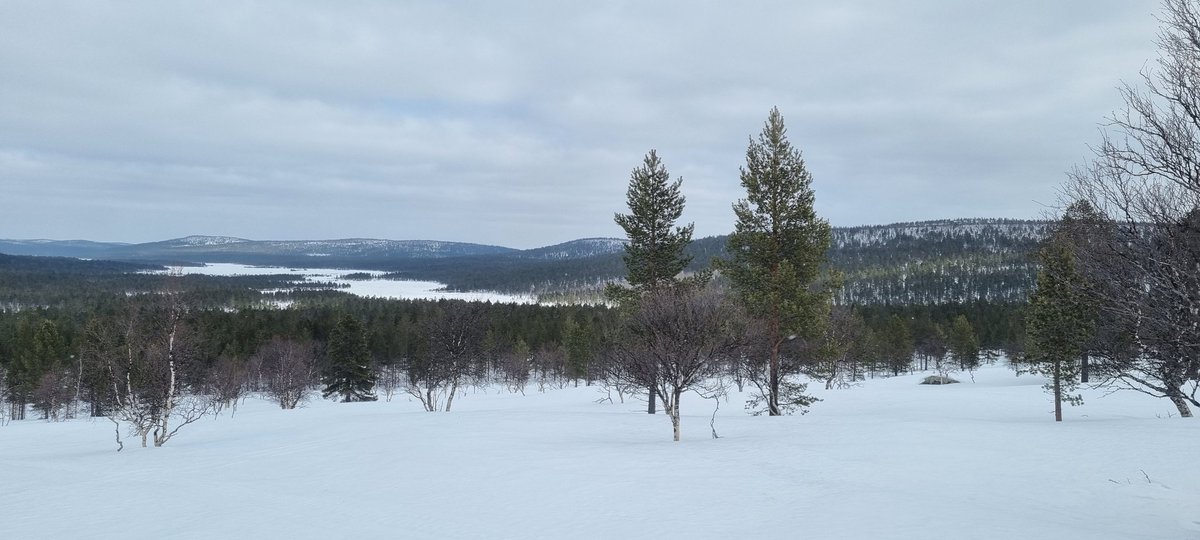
[322,313,377,402]
[948,315,980,372]
[720,107,832,416]
[606,149,695,413]
[1026,235,1094,421]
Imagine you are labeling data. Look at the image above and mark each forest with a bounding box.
[0,246,1019,431]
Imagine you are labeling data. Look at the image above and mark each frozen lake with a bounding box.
[173,263,535,304]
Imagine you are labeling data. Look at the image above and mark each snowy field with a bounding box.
[173,263,535,303]
[1,364,1197,539]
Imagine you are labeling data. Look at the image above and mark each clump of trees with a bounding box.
[1059,0,1200,418]
[254,337,317,409]
[611,285,743,441]
[719,107,833,416]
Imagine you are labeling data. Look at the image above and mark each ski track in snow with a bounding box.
[1,365,1197,539]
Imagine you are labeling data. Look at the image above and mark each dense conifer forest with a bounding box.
[0,216,1040,426]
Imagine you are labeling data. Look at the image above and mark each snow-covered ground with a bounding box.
[1,365,1196,539]
[172,263,535,303]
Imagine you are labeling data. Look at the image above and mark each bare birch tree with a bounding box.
[91,290,211,449]
[1064,0,1200,417]
[612,285,743,441]
[406,301,485,412]
[255,337,316,409]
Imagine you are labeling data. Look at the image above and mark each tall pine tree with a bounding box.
[1026,230,1094,421]
[720,108,832,416]
[606,149,694,414]
[322,313,377,402]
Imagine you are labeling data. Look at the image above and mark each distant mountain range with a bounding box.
[0,236,523,260]
[0,218,1053,304]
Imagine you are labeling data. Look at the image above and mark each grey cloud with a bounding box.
[0,0,1163,247]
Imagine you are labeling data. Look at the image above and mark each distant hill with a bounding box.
[829,219,1051,305]
[0,219,1053,305]
[0,239,129,258]
[0,236,518,261]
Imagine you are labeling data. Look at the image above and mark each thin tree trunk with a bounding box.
[769,338,781,416]
[647,375,656,414]
[445,378,459,412]
[670,389,682,441]
[1079,353,1089,383]
[1053,365,1063,422]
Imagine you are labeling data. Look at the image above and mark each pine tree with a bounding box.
[947,315,980,372]
[563,315,594,386]
[882,315,914,376]
[606,149,695,413]
[720,107,832,416]
[1026,235,1094,421]
[608,149,694,295]
[322,313,376,402]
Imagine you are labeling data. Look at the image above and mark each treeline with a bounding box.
[0,253,352,311]
[376,221,1046,304]
[0,277,1012,436]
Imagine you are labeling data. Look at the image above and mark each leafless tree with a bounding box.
[612,285,744,441]
[208,355,249,416]
[374,361,405,402]
[254,337,317,410]
[95,290,212,449]
[531,343,567,392]
[406,301,486,412]
[1063,0,1200,417]
[801,306,868,390]
[498,341,531,395]
[31,369,75,421]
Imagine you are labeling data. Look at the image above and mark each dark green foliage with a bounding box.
[1026,234,1094,420]
[6,319,69,419]
[322,313,376,402]
[722,108,832,327]
[881,315,915,376]
[948,315,980,371]
[720,107,832,416]
[610,150,693,294]
[606,150,697,414]
[563,315,595,384]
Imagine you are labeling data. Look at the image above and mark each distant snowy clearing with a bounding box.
[2,365,1197,539]
[172,263,535,303]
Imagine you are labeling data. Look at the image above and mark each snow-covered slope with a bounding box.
[516,237,626,260]
[833,218,1051,250]
[1,364,1195,539]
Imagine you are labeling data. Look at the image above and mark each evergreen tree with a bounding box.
[9,318,66,420]
[563,315,594,386]
[609,149,694,296]
[948,315,980,372]
[322,313,376,402]
[882,315,914,376]
[1026,235,1094,421]
[606,149,695,414]
[719,107,833,416]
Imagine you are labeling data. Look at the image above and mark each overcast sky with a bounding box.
[0,1,1163,248]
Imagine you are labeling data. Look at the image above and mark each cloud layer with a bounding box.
[0,1,1161,247]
